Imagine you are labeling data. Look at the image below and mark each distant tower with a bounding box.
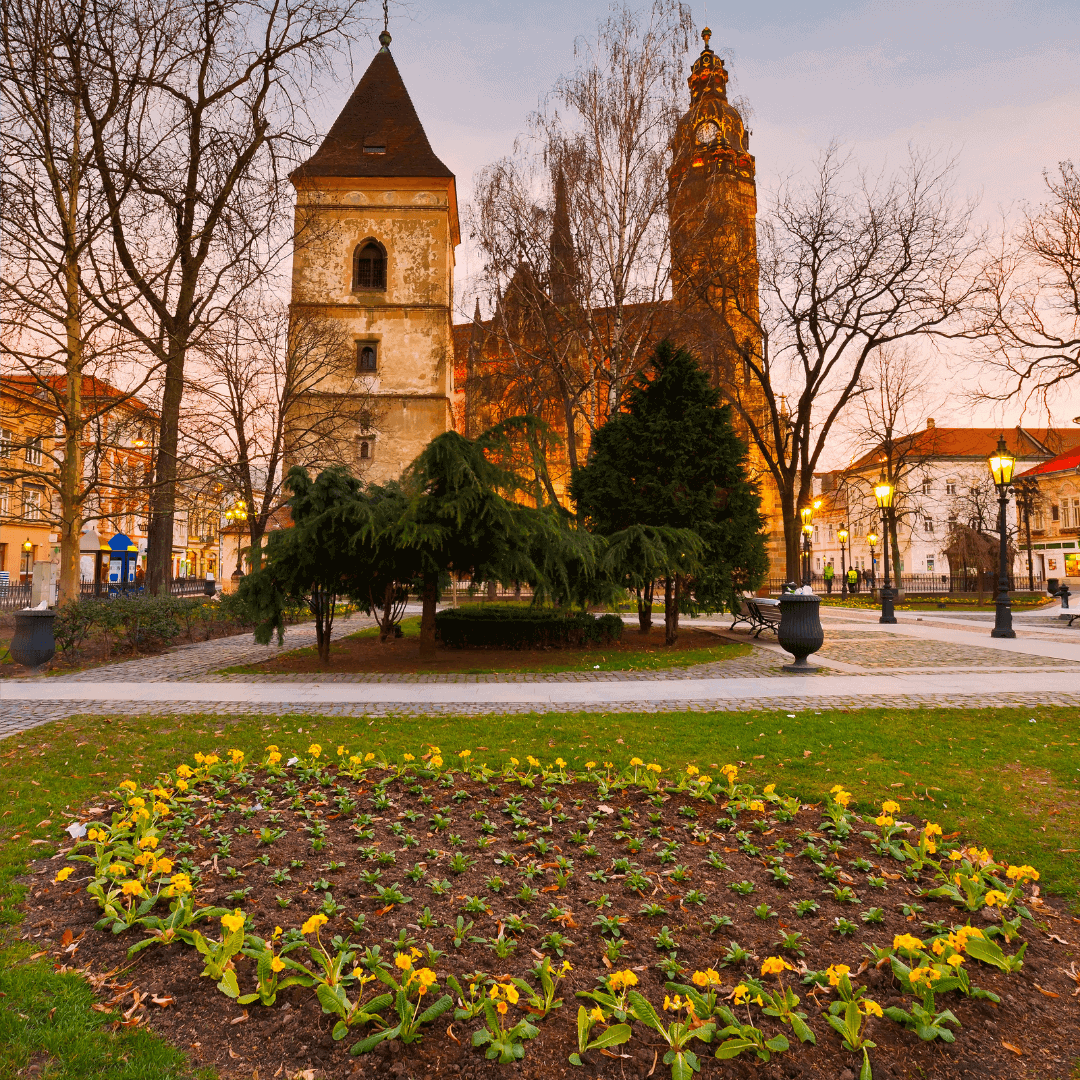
[549,169,578,306]
[288,30,460,482]
[667,29,781,569]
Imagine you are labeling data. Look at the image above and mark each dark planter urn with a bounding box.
[778,592,824,672]
[10,609,57,670]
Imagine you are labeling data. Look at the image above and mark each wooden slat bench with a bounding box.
[730,597,781,638]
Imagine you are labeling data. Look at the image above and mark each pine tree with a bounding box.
[572,340,767,643]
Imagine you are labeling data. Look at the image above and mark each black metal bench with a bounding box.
[730,597,781,638]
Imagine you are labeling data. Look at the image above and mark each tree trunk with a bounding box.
[664,575,680,646]
[420,573,439,660]
[637,580,654,633]
[146,342,186,593]
[379,582,395,642]
[888,512,902,590]
[781,489,801,583]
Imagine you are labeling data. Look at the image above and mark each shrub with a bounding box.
[435,606,623,650]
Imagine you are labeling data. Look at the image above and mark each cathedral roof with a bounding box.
[293,34,453,181]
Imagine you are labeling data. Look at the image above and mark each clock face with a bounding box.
[696,120,719,145]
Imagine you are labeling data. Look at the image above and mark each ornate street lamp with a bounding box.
[873,473,896,624]
[988,434,1016,639]
[225,500,248,577]
[799,505,814,586]
[867,531,878,590]
[837,524,849,598]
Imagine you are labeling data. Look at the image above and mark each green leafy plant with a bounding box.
[628,989,715,1080]
[569,1005,632,1066]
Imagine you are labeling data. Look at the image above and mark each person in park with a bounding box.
[847,565,859,595]
[824,561,834,594]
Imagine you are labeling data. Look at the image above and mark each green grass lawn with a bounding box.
[2,704,1079,1076]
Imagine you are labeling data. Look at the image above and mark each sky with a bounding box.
[308,0,1080,440]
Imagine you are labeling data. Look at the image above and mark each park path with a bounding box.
[1,605,1078,736]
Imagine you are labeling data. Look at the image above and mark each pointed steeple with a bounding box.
[293,39,452,179]
[549,169,578,306]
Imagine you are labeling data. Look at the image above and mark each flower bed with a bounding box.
[39,748,1079,1078]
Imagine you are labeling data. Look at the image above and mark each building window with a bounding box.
[353,240,386,290]
[356,342,378,374]
[923,517,934,534]
[926,556,935,572]
[25,435,43,466]
[0,485,9,516]
[0,428,13,457]
[22,486,44,520]
[828,524,834,540]
[358,436,375,461]
[1051,503,1059,522]
[921,478,932,495]
[946,480,957,496]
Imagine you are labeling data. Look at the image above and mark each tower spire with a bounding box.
[549,168,577,306]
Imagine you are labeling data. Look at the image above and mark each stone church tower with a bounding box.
[288,31,459,483]
[667,28,782,571]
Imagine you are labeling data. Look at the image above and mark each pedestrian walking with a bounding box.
[824,561,834,594]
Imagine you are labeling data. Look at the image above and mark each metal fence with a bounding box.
[768,573,1046,595]
[78,578,212,600]
[0,582,33,611]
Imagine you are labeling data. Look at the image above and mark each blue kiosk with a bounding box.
[106,533,140,591]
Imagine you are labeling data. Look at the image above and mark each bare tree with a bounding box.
[468,0,692,479]
[183,302,382,564]
[70,0,366,592]
[838,347,942,584]
[978,161,1080,411]
[0,0,157,602]
[1012,474,1045,591]
[683,146,981,579]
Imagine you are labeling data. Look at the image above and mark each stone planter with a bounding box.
[10,609,57,670]
[777,592,824,673]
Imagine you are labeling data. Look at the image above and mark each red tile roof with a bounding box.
[1015,443,1080,478]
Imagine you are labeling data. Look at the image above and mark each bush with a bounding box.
[435,606,623,650]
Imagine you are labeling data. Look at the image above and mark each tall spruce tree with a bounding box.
[572,340,767,643]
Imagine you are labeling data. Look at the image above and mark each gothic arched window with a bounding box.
[353,240,386,291]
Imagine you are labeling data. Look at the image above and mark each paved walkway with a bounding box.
[2,605,1078,737]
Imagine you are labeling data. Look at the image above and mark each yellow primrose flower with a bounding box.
[337,745,346,756]
[229,749,244,765]
[87,828,106,843]
[301,913,328,936]
[220,910,245,933]
[395,953,413,971]
[946,954,965,968]
[603,761,613,769]
[501,982,519,1004]
[177,764,194,779]
[685,765,699,776]
[527,755,540,767]
[176,779,189,792]
[585,761,596,769]
[826,964,850,988]
[167,873,192,894]
[153,802,170,817]
[431,756,443,769]
[138,835,159,850]
[862,1000,883,1017]
[267,752,281,766]
[307,743,322,759]
[763,783,776,795]
[119,780,137,792]
[107,864,129,877]
[923,823,942,837]
[271,956,286,973]
[760,956,791,976]
[646,763,661,774]
[749,800,765,813]
[881,799,901,814]
[955,925,984,945]
[832,789,852,807]
[555,757,566,769]
[691,969,721,987]
[875,815,894,827]
[698,775,711,785]
[721,764,738,782]
[732,983,750,1005]
[133,852,154,867]
[417,968,437,988]
[608,970,638,990]
[495,999,507,1014]
[429,745,442,755]
[892,934,924,953]
[122,880,146,898]
[127,796,145,809]
[509,757,519,766]
[560,960,572,974]
[403,753,415,762]
[984,890,1008,908]
[203,754,219,767]
[663,994,683,1012]
[629,757,644,767]
[194,753,205,765]
[152,857,174,875]
[459,749,471,759]
[589,1006,604,1023]
[54,866,74,883]
[349,756,361,766]
[1006,864,1039,882]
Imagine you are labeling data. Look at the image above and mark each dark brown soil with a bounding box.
[24,768,1080,1080]
[245,626,738,675]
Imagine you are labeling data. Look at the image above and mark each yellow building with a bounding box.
[287,30,459,483]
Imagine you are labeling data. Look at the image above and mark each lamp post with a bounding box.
[799,504,815,587]
[874,473,897,624]
[225,500,248,578]
[988,435,1016,639]
[867,531,878,591]
[838,524,849,598]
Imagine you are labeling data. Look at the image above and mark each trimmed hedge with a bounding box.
[435,607,623,650]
